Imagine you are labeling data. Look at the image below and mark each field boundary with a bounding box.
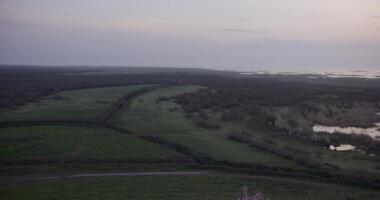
[0,171,211,184]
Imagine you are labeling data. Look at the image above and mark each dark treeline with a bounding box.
[2,66,380,109]
[0,66,380,110]
[0,66,230,109]
[173,71,380,161]
[175,77,380,143]
[175,77,380,112]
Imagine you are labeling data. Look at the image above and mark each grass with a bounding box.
[112,85,203,133]
[1,84,377,197]
[1,175,378,200]
[1,163,197,176]
[0,126,189,174]
[112,85,300,168]
[0,85,152,122]
[323,148,380,174]
[263,133,380,175]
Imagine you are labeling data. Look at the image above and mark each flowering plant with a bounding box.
[237,187,265,200]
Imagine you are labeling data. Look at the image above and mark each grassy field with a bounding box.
[112,85,300,168]
[0,126,190,174]
[113,85,203,133]
[256,132,380,175]
[1,175,378,200]
[1,84,378,198]
[0,85,152,122]
[323,148,380,174]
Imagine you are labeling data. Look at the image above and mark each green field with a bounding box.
[1,84,379,199]
[113,85,203,133]
[112,85,300,168]
[0,85,152,122]
[1,175,377,200]
[0,126,189,174]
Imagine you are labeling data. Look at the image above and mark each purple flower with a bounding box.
[252,192,264,200]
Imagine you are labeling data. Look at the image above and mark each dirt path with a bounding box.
[0,171,211,184]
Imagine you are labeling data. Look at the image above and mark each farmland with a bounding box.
[1,175,378,200]
[0,126,190,175]
[0,85,152,122]
[1,66,380,199]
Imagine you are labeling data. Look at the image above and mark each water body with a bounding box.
[313,113,380,140]
[329,144,355,151]
[238,69,380,79]
[313,124,380,140]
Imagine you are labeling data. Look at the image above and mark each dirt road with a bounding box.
[0,171,211,184]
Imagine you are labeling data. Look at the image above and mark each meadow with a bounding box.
[1,67,380,199]
[112,85,302,168]
[0,126,190,175]
[1,175,377,200]
[0,85,151,122]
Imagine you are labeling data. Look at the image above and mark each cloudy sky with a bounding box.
[0,0,379,71]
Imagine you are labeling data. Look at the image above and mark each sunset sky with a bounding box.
[0,0,379,71]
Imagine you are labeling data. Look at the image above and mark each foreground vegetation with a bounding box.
[1,175,378,200]
[0,126,190,175]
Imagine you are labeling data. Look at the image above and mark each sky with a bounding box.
[0,0,379,72]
